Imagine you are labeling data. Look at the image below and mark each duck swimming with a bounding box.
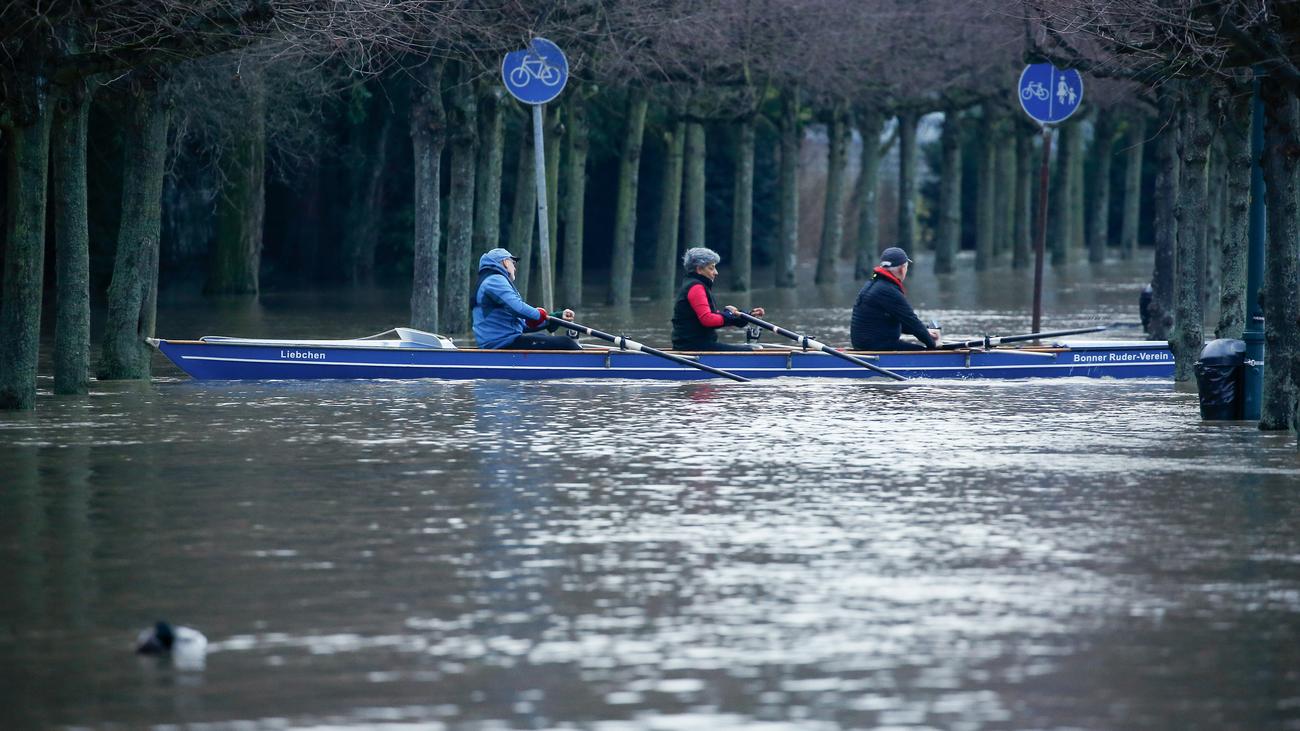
[136,621,208,657]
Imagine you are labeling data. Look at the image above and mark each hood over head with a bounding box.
[479,248,519,274]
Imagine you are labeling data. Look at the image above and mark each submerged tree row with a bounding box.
[1,1,1298,443]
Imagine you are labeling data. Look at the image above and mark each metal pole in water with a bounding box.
[1243,72,1266,422]
[1032,124,1052,333]
[533,103,555,309]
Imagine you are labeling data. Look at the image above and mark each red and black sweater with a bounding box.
[671,273,744,349]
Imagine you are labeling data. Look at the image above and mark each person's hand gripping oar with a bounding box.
[733,312,907,382]
[546,316,751,383]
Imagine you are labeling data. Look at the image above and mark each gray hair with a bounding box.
[682,247,720,273]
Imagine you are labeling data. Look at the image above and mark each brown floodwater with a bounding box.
[2,255,1298,730]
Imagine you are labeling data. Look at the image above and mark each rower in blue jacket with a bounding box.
[472,248,580,350]
[850,246,942,351]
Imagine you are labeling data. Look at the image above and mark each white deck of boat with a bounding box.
[199,327,457,349]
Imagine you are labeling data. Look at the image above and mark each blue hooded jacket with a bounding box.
[472,250,544,349]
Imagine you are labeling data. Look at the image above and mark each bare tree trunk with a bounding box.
[654,118,686,301]
[52,84,91,396]
[342,90,392,285]
[854,109,886,279]
[995,132,1017,261]
[1171,87,1211,383]
[1049,119,1079,266]
[1013,127,1033,269]
[472,80,504,257]
[409,60,445,332]
[443,64,477,336]
[934,110,963,274]
[607,89,648,307]
[1148,86,1181,341]
[560,93,589,307]
[731,116,755,291]
[512,106,553,302]
[815,105,849,284]
[1258,82,1300,433]
[473,80,501,254]
[683,122,706,247]
[0,105,53,408]
[775,86,800,287]
[1071,110,1088,259]
[1087,111,1117,264]
[1120,114,1146,259]
[99,75,170,381]
[206,76,265,294]
[975,110,997,271]
[1203,136,1225,311]
[292,165,322,280]
[1217,85,1251,341]
[509,129,536,300]
[896,109,919,253]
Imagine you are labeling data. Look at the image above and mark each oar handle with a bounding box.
[940,337,991,350]
[546,316,750,383]
[735,312,907,382]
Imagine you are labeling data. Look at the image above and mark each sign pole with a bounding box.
[502,37,568,310]
[532,103,554,309]
[1018,62,1082,334]
[1032,124,1052,333]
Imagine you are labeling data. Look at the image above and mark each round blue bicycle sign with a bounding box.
[502,38,568,105]
[1017,63,1084,125]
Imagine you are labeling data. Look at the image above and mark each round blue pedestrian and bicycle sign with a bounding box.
[501,38,568,105]
[1017,63,1084,124]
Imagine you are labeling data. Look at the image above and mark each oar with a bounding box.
[941,325,1108,350]
[734,312,907,382]
[546,316,750,383]
[969,347,1056,359]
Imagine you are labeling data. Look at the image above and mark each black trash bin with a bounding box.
[1194,339,1247,420]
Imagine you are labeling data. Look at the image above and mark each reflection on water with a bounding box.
[2,257,1299,730]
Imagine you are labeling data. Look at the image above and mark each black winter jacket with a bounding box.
[671,272,744,349]
[849,269,936,350]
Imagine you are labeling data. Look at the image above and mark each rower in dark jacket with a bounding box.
[671,247,766,351]
[850,247,942,351]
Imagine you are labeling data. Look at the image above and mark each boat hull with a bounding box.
[153,339,1174,381]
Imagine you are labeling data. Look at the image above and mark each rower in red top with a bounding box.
[671,247,766,351]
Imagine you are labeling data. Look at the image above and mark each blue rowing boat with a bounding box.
[148,328,1174,381]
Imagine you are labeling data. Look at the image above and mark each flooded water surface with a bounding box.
[2,258,1299,730]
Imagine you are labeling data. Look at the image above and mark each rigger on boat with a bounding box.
[148,325,1174,382]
